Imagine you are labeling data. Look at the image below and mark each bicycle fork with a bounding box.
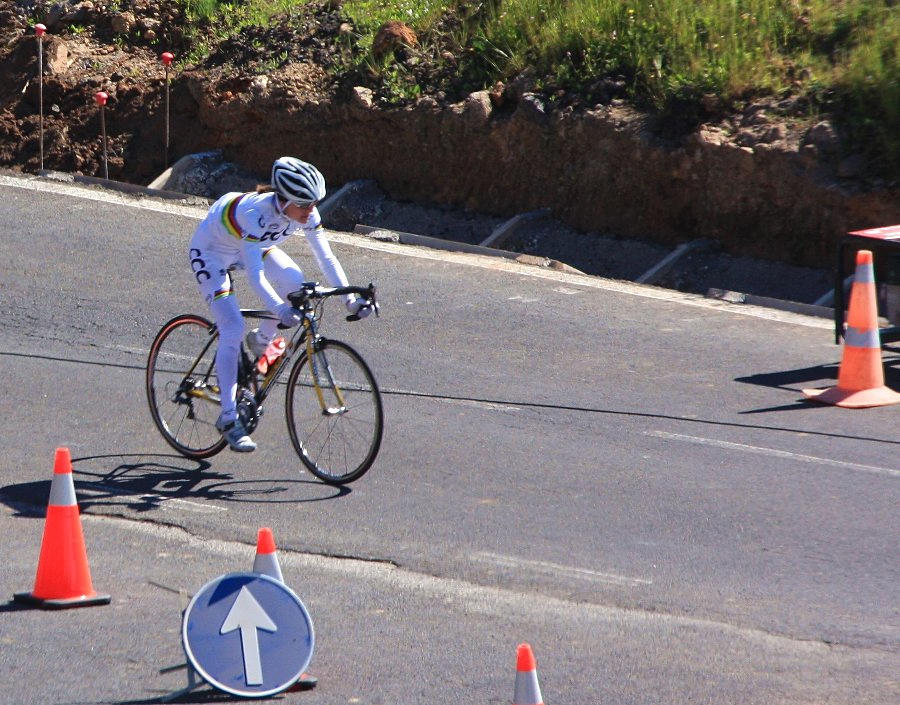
[306,326,348,416]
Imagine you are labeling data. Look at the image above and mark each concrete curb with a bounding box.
[705,288,834,319]
[39,169,208,203]
[353,224,521,260]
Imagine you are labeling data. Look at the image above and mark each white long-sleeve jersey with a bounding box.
[188,190,349,311]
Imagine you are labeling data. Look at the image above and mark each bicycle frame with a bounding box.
[234,280,374,412]
[235,309,312,406]
[146,282,382,481]
[166,313,299,411]
[178,333,221,405]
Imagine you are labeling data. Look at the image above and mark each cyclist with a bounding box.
[188,156,374,452]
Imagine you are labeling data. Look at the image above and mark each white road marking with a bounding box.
[157,496,228,513]
[647,430,900,478]
[471,550,652,587]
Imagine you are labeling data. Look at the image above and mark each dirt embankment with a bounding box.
[1,2,899,271]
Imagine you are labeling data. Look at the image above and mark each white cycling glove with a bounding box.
[346,297,375,319]
[276,304,303,328]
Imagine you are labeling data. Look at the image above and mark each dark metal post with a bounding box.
[35,23,46,172]
[161,52,174,167]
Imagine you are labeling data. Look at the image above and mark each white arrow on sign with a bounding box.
[220,585,278,685]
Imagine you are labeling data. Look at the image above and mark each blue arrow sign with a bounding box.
[182,572,314,697]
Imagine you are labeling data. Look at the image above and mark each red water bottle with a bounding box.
[256,337,286,375]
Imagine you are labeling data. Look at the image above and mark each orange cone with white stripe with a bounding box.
[251,527,318,691]
[513,643,544,705]
[14,448,110,609]
[252,527,284,582]
[804,249,900,408]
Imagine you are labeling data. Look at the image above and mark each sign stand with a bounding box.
[150,580,209,702]
[159,662,203,703]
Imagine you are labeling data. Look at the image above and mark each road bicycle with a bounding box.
[145,283,383,485]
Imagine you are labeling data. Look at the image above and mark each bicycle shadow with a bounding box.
[0,452,348,517]
[734,354,900,413]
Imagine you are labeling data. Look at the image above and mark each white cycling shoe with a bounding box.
[215,414,257,453]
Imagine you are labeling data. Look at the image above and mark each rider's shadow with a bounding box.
[0,453,347,516]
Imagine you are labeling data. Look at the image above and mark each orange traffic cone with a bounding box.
[804,249,900,408]
[513,643,544,705]
[251,528,318,692]
[14,448,110,609]
[252,527,284,582]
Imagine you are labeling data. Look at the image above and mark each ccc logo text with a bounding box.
[256,216,290,243]
[190,248,210,283]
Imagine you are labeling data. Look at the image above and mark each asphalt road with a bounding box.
[0,172,897,705]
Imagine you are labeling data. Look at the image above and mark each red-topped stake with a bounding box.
[35,25,47,170]
[94,92,109,178]
[160,53,174,166]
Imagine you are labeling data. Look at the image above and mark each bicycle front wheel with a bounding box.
[146,314,227,459]
[285,339,383,485]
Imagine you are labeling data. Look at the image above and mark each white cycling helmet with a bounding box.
[271,156,326,206]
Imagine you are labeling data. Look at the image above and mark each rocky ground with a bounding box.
[0,1,891,307]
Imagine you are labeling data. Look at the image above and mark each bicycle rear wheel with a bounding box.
[146,314,227,459]
[285,339,383,485]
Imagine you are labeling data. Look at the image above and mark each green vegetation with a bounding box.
[180,0,900,175]
[180,0,303,64]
